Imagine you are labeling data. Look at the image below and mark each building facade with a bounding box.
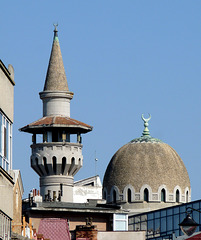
[128,199,201,240]
[0,60,15,240]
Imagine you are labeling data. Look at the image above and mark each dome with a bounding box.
[103,115,191,208]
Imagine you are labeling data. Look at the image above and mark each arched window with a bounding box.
[161,189,166,202]
[62,157,66,175]
[103,191,107,200]
[176,190,180,203]
[52,156,57,174]
[127,189,132,203]
[35,157,43,176]
[43,157,49,175]
[144,188,149,202]
[113,190,117,203]
[186,191,189,203]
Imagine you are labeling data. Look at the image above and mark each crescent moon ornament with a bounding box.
[141,113,151,123]
[141,113,151,136]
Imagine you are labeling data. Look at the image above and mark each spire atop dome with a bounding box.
[43,25,69,91]
[141,113,151,136]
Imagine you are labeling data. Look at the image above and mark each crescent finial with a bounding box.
[141,113,151,136]
[141,113,151,123]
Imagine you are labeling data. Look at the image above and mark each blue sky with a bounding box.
[1,1,201,200]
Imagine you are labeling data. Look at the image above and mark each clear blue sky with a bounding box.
[1,1,201,200]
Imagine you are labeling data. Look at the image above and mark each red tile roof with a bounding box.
[20,116,93,134]
[38,218,71,240]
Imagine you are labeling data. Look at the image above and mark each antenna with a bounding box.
[95,151,98,187]
[95,150,98,176]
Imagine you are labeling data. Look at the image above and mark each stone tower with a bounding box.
[20,26,92,202]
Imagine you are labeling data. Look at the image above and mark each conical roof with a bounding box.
[43,26,69,91]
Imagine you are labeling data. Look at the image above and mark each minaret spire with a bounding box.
[40,25,73,117]
[43,25,69,91]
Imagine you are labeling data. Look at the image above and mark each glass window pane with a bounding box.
[167,208,173,215]
[167,216,172,231]
[155,212,160,218]
[174,207,179,214]
[147,220,153,232]
[115,221,126,231]
[115,214,127,220]
[173,214,179,230]
[161,217,166,233]
[141,221,147,231]
[6,121,9,159]
[161,210,166,217]
[148,213,153,220]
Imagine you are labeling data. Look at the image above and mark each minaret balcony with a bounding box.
[30,142,83,177]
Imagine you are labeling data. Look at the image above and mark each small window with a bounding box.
[176,190,180,203]
[43,157,49,175]
[186,191,188,203]
[161,189,166,202]
[62,157,66,175]
[103,191,107,200]
[144,188,149,202]
[113,190,117,203]
[127,189,132,203]
[53,156,57,174]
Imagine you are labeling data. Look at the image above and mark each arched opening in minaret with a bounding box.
[35,157,43,176]
[68,157,75,175]
[161,189,166,202]
[186,191,189,203]
[103,190,107,200]
[62,157,66,175]
[43,157,49,175]
[144,188,149,202]
[127,188,132,203]
[176,189,180,203]
[52,156,57,174]
[113,190,117,203]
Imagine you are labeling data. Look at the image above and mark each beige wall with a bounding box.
[98,231,145,240]
[0,61,15,122]
[0,167,14,218]
[12,176,23,234]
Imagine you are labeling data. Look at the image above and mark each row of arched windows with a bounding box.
[104,187,189,204]
[34,156,81,176]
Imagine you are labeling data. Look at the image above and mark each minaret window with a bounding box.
[113,190,117,203]
[62,157,66,175]
[103,190,107,200]
[144,188,149,202]
[43,157,49,175]
[161,189,166,202]
[52,156,57,174]
[176,190,180,203]
[35,157,43,176]
[127,189,132,203]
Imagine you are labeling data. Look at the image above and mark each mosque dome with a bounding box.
[103,115,191,210]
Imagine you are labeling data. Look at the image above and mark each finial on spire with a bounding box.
[141,113,151,136]
[53,23,58,38]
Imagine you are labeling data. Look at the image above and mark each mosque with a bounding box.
[20,26,192,240]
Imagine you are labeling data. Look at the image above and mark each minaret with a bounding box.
[20,26,92,202]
